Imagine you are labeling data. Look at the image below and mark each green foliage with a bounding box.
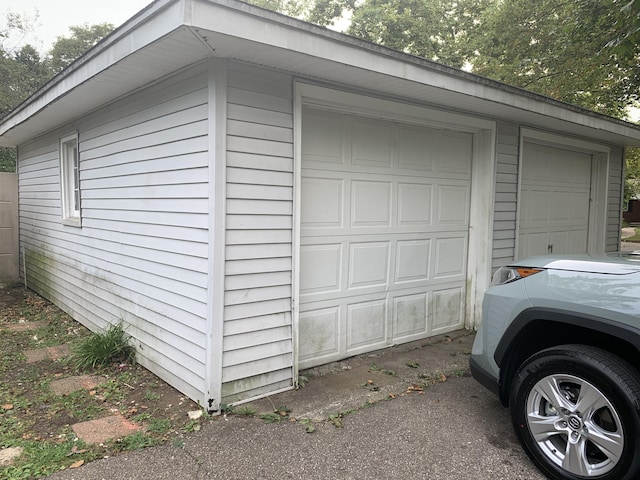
[0,14,114,125]
[182,419,202,433]
[306,0,356,26]
[260,406,291,423]
[607,0,640,56]
[114,431,158,451]
[49,23,114,74]
[144,389,161,402]
[347,0,489,67]
[625,148,640,204]
[70,322,135,370]
[146,418,171,434]
[247,0,313,18]
[0,45,48,117]
[234,405,258,416]
[469,0,636,116]
[0,147,16,172]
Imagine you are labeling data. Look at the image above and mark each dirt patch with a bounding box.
[0,284,27,313]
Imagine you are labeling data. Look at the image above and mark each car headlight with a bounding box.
[492,266,543,286]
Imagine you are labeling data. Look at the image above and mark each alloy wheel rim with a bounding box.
[525,373,624,477]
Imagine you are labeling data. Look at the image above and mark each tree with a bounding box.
[49,23,114,74]
[305,0,356,27]
[0,12,48,172]
[346,0,489,67]
[468,0,640,117]
[0,16,114,172]
[607,0,640,55]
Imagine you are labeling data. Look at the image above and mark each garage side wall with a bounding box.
[18,64,210,402]
[491,122,519,270]
[221,62,295,403]
[607,146,624,251]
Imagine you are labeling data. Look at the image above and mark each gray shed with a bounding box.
[1,0,640,409]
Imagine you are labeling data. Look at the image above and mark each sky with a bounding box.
[0,0,153,53]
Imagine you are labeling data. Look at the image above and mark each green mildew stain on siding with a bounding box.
[24,248,57,300]
[221,368,294,404]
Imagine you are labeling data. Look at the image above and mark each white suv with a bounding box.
[470,254,640,480]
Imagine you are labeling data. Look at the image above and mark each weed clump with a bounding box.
[71,322,135,370]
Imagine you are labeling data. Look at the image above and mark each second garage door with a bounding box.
[298,106,472,368]
[518,141,592,259]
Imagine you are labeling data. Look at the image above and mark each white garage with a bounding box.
[294,86,494,369]
[4,0,639,408]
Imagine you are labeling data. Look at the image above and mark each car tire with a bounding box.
[510,345,640,480]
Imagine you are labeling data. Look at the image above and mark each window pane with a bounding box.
[72,146,80,213]
[60,134,80,224]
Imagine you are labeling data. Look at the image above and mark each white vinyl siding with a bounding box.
[221,62,294,403]
[607,146,624,252]
[18,64,210,402]
[491,122,519,270]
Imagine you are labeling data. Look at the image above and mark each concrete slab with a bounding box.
[246,330,474,421]
[50,375,107,396]
[24,344,72,363]
[0,446,23,466]
[72,415,142,445]
[622,227,636,239]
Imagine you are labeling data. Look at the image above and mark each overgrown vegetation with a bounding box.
[70,322,135,370]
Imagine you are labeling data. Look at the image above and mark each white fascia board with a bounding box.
[187,0,640,145]
[0,0,184,143]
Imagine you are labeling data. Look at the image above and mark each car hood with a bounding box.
[510,253,640,275]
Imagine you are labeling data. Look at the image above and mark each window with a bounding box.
[59,133,81,225]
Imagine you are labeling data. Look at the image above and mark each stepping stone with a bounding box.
[2,321,46,332]
[24,344,71,363]
[50,375,107,396]
[0,446,23,466]
[72,414,141,445]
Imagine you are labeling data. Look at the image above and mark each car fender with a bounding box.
[494,307,640,367]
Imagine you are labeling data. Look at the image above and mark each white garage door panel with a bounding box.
[299,307,340,359]
[299,106,471,367]
[394,293,428,339]
[519,142,592,258]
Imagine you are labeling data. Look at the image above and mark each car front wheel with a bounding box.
[510,345,640,480]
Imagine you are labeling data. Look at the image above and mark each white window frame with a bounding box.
[59,132,81,226]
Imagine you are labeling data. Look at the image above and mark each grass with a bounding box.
[70,322,135,369]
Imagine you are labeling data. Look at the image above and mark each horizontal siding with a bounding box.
[17,63,210,403]
[607,146,624,251]
[492,122,519,270]
[221,61,295,403]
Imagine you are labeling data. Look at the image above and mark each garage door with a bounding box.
[518,141,592,258]
[298,106,472,368]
